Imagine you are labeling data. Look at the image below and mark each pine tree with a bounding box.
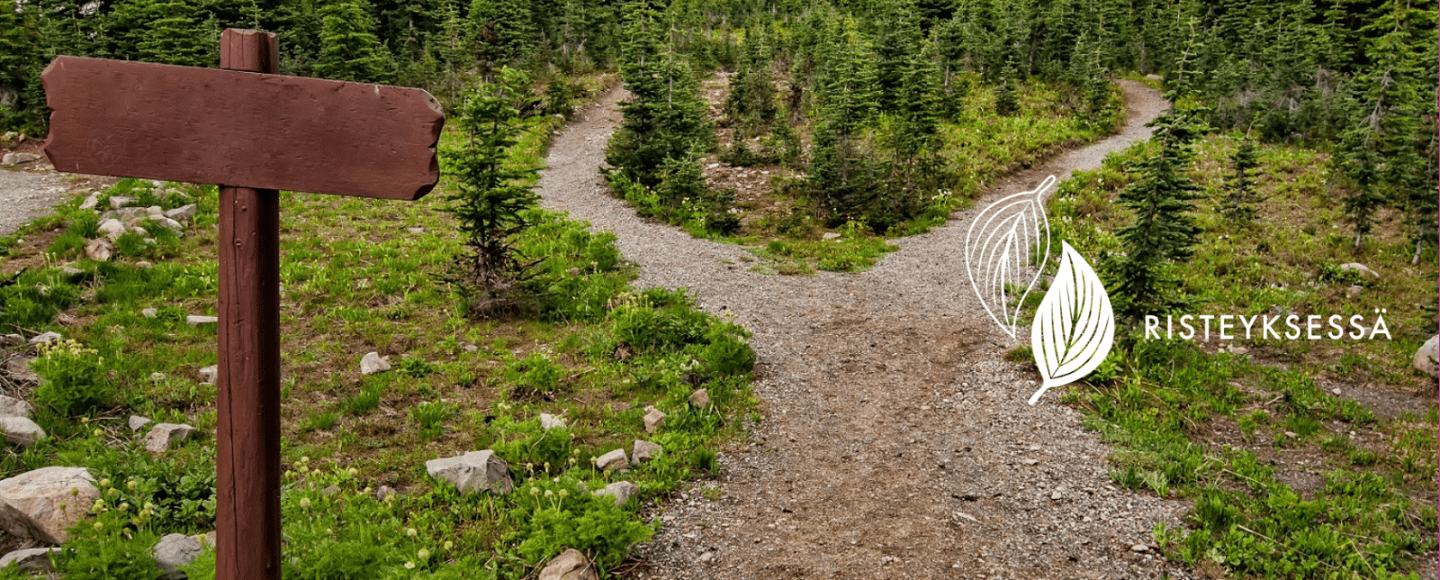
[1218,139,1262,225]
[443,68,539,317]
[136,1,214,68]
[605,6,712,187]
[723,28,778,137]
[314,0,394,83]
[468,0,536,67]
[1111,109,1206,318]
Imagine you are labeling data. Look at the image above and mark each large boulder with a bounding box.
[0,466,98,543]
[0,417,45,446]
[0,395,32,419]
[0,547,59,572]
[1414,335,1439,377]
[153,533,203,579]
[538,548,598,580]
[425,450,512,494]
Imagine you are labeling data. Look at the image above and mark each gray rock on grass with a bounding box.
[164,205,196,222]
[0,547,59,572]
[593,481,638,507]
[142,308,158,318]
[0,417,45,446]
[425,450,512,494]
[0,334,22,347]
[97,218,126,240]
[108,196,136,209]
[359,352,390,375]
[1414,335,1438,377]
[84,238,113,261]
[185,315,217,326]
[199,365,217,385]
[79,192,100,211]
[153,533,203,579]
[643,406,666,434]
[688,389,710,408]
[28,332,61,346]
[538,548,597,580]
[632,440,662,464]
[129,415,152,432]
[144,423,196,453]
[594,448,628,471]
[0,395,32,419]
[1338,263,1379,279]
[0,466,98,543]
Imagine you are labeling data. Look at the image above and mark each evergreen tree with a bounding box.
[723,28,778,137]
[605,6,712,187]
[314,0,394,83]
[136,1,215,67]
[1218,139,1262,225]
[468,0,536,67]
[443,68,539,317]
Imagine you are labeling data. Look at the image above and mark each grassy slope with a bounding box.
[0,75,757,578]
[1042,134,1438,579]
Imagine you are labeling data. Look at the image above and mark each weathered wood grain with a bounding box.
[41,52,443,200]
[213,29,282,580]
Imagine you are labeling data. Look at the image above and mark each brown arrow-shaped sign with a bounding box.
[42,55,444,200]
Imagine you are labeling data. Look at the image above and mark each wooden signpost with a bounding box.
[41,29,444,580]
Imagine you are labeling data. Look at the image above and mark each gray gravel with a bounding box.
[0,168,69,238]
[538,81,1193,579]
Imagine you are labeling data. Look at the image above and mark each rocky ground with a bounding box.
[536,82,1200,579]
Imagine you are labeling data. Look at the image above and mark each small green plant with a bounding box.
[299,411,339,433]
[341,382,383,416]
[410,401,453,439]
[397,357,437,378]
[30,339,112,417]
[504,351,565,397]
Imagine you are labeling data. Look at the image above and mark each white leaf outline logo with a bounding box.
[1028,242,1115,405]
[964,175,1057,339]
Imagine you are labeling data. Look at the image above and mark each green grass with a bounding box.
[0,73,758,578]
[1043,134,1438,579]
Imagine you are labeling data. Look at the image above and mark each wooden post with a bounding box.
[215,29,282,580]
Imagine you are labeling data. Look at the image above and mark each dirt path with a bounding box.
[0,168,70,238]
[537,81,1195,579]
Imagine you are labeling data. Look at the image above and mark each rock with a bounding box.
[27,332,61,346]
[1338,263,1379,279]
[632,440,662,464]
[0,418,44,446]
[1050,491,1062,500]
[699,551,716,564]
[0,547,59,572]
[129,415,152,432]
[0,152,41,166]
[566,267,581,276]
[359,352,390,375]
[164,204,197,222]
[406,227,424,234]
[59,266,83,278]
[1413,335,1438,377]
[1131,544,1149,553]
[593,481,638,507]
[153,533,203,579]
[145,206,163,217]
[374,485,398,501]
[151,217,185,232]
[594,448,628,471]
[537,548,597,580]
[424,450,512,494]
[688,389,710,408]
[643,406,666,434]
[1145,74,1162,81]
[0,395,32,419]
[199,365,217,385]
[539,413,566,430]
[822,232,840,240]
[150,372,166,382]
[131,227,148,238]
[108,196,136,209]
[135,260,153,269]
[185,315,217,326]
[144,423,196,453]
[0,466,98,543]
[142,307,158,318]
[1346,284,1364,298]
[79,192,100,210]
[84,238,113,261]
[463,344,479,353]
[4,359,36,384]
[0,334,21,347]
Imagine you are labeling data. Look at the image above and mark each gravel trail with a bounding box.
[0,168,70,237]
[537,81,1192,579]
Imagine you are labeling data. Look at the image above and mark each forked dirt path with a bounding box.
[538,81,1194,579]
